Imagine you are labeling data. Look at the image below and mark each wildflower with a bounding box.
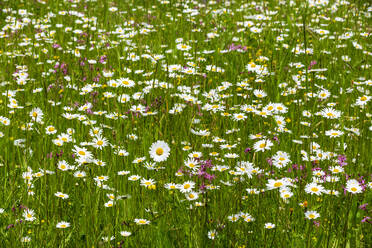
[305,210,320,220]
[264,223,275,229]
[178,181,195,193]
[104,201,114,207]
[21,236,31,243]
[320,107,342,119]
[325,130,344,138]
[185,192,199,201]
[23,209,36,222]
[29,107,44,123]
[45,125,57,135]
[232,113,247,121]
[54,192,69,199]
[74,171,86,178]
[176,43,191,51]
[149,141,170,162]
[253,139,273,152]
[208,230,217,240]
[134,219,150,225]
[91,135,109,149]
[266,179,290,190]
[128,175,141,181]
[253,89,267,98]
[120,231,132,237]
[56,221,70,228]
[140,178,156,188]
[355,95,371,106]
[305,182,325,195]
[345,179,363,194]
[361,216,371,223]
[228,214,240,222]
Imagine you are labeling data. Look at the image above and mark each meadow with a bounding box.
[0,0,371,247]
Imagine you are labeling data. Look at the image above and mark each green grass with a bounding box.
[0,0,371,247]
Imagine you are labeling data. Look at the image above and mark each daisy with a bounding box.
[329,166,344,174]
[55,192,69,199]
[208,230,217,240]
[118,78,135,88]
[134,219,150,225]
[304,182,324,195]
[56,221,70,228]
[185,191,199,201]
[266,179,289,190]
[232,113,247,121]
[21,236,31,243]
[320,107,342,119]
[118,170,130,176]
[176,43,191,51]
[253,89,267,98]
[274,103,288,114]
[95,175,109,182]
[228,214,240,222]
[179,181,195,193]
[345,179,363,194]
[184,158,199,171]
[355,95,371,106]
[72,146,93,160]
[149,140,170,162]
[117,94,131,103]
[164,183,178,190]
[120,231,132,237]
[264,223,275,229]
[280,191,293,200]
[253,139,274,152]
[73,171,86,178]
[140,178,156,188]
[305,210,320,220]
[104,201,114,207]
[57,160,71,171]
[45,125,57,135]
[188,151,202,159]
[325,130,344,138]
[29,107,44,123]
[91,135,109,149]
[23,209,36,222]
[128,175,141,181]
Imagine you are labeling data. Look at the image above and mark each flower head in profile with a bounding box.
[134,218,150,225]
[149,140,170,162]
[56,221,70,228]
[264,223,275,229]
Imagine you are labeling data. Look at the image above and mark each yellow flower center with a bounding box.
[78,151,85,156]
[274,182,283,188]
[311,187,319,192]
[97,140,103,146]
[156,148,164,156]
